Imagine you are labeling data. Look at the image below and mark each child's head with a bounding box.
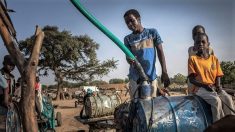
[124,9,142,32]
[192,25,205,40]
[36,76,40,83]
[3,55,15,73]
[16,77,22,87]
[194,33,210,54]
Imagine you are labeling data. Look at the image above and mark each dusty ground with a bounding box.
[51,92,184,132]
[51,92,185,132]
[53,99,89,132]
[53,91,235,132]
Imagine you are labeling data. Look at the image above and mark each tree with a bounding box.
[220,61,235,85]
[109,78,125,84]
[172,73,187,85]
[0,2,43,130]
[19,25,117,100]
[124,78,129,83]
[90,80,108,85]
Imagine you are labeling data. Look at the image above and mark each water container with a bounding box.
[85,94,122,118]
[129,95,212,132]
[114,101,130,130]
[139,81,152,99]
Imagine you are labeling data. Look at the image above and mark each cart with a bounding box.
[78,115,116,132]
[37,95,62,132]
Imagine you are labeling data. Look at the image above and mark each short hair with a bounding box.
[192,25,206,39]
[194,32,209,42]
[36,76,40,82]
[124,9,140,18]
[3,55,14,66]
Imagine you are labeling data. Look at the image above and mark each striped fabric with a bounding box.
[124,28,163,81]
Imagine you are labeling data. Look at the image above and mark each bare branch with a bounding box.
[0,10,24,74]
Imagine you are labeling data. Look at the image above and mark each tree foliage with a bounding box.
[19,25,117,99]
[109,78,125,84]
[90,80,108,85]
[220,61,235,85]
[124,78,129,83]
[19,25,117,82]
[172,73,187,85]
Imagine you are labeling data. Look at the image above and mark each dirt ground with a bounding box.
[53,99,89,132]
[49,93,235,132]
[51,92,184,132]
[51,93,184,132]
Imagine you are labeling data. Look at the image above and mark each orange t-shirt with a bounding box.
[188,55,224,85]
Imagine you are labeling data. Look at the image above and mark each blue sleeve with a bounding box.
[124,36,131,50]
[0,74,7,89]
[152,29,163,46]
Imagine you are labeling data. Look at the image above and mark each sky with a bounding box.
[0,0,234,85]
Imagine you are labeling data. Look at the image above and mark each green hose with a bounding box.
[70,0,149,81]
[70,0,136,60]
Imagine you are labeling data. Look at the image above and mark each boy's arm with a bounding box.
[213,56,224,92]
[0,74,7,89]
[156,44,170,87]
[188,73,210,88]
[215,77,223,93]
[3,87,10,107]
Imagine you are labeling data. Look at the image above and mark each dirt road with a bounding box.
[53,99,89,132]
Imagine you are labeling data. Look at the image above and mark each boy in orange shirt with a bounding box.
[188,33,234,122]
[187,25,214,94]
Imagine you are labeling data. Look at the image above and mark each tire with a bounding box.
[75,101,78,108]
[56,112,62,127]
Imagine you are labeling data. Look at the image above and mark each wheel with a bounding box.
[56,112,62,127]
[75,101,78,108]
[6,103,22,132]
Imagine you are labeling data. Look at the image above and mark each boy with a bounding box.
[188,33,234,122]
[0,55,15,108]
[187,25,214,94]
[13,77,22,102]
[123,9,170,99]
[35,76,43,113]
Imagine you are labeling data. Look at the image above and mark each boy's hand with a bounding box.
[161,72,170,87]
[216,86,223,93]
[158,88,166,96]
[126,57,135,64]
[158,88,170,96]
[202,84,214,92]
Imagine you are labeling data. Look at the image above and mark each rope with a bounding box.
[147,98,154,132]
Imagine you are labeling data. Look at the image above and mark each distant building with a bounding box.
[80,86,99,92]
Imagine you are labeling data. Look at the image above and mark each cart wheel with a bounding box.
[75,101,78,108]
[56,112,62,126]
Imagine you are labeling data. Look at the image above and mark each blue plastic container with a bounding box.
[139,81,152,99]
[129,95,212,132]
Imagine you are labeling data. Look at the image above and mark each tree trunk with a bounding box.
[56,83,64,100]
[55,71,64,100]
[20,27,44,132]
[0,6,44,131]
